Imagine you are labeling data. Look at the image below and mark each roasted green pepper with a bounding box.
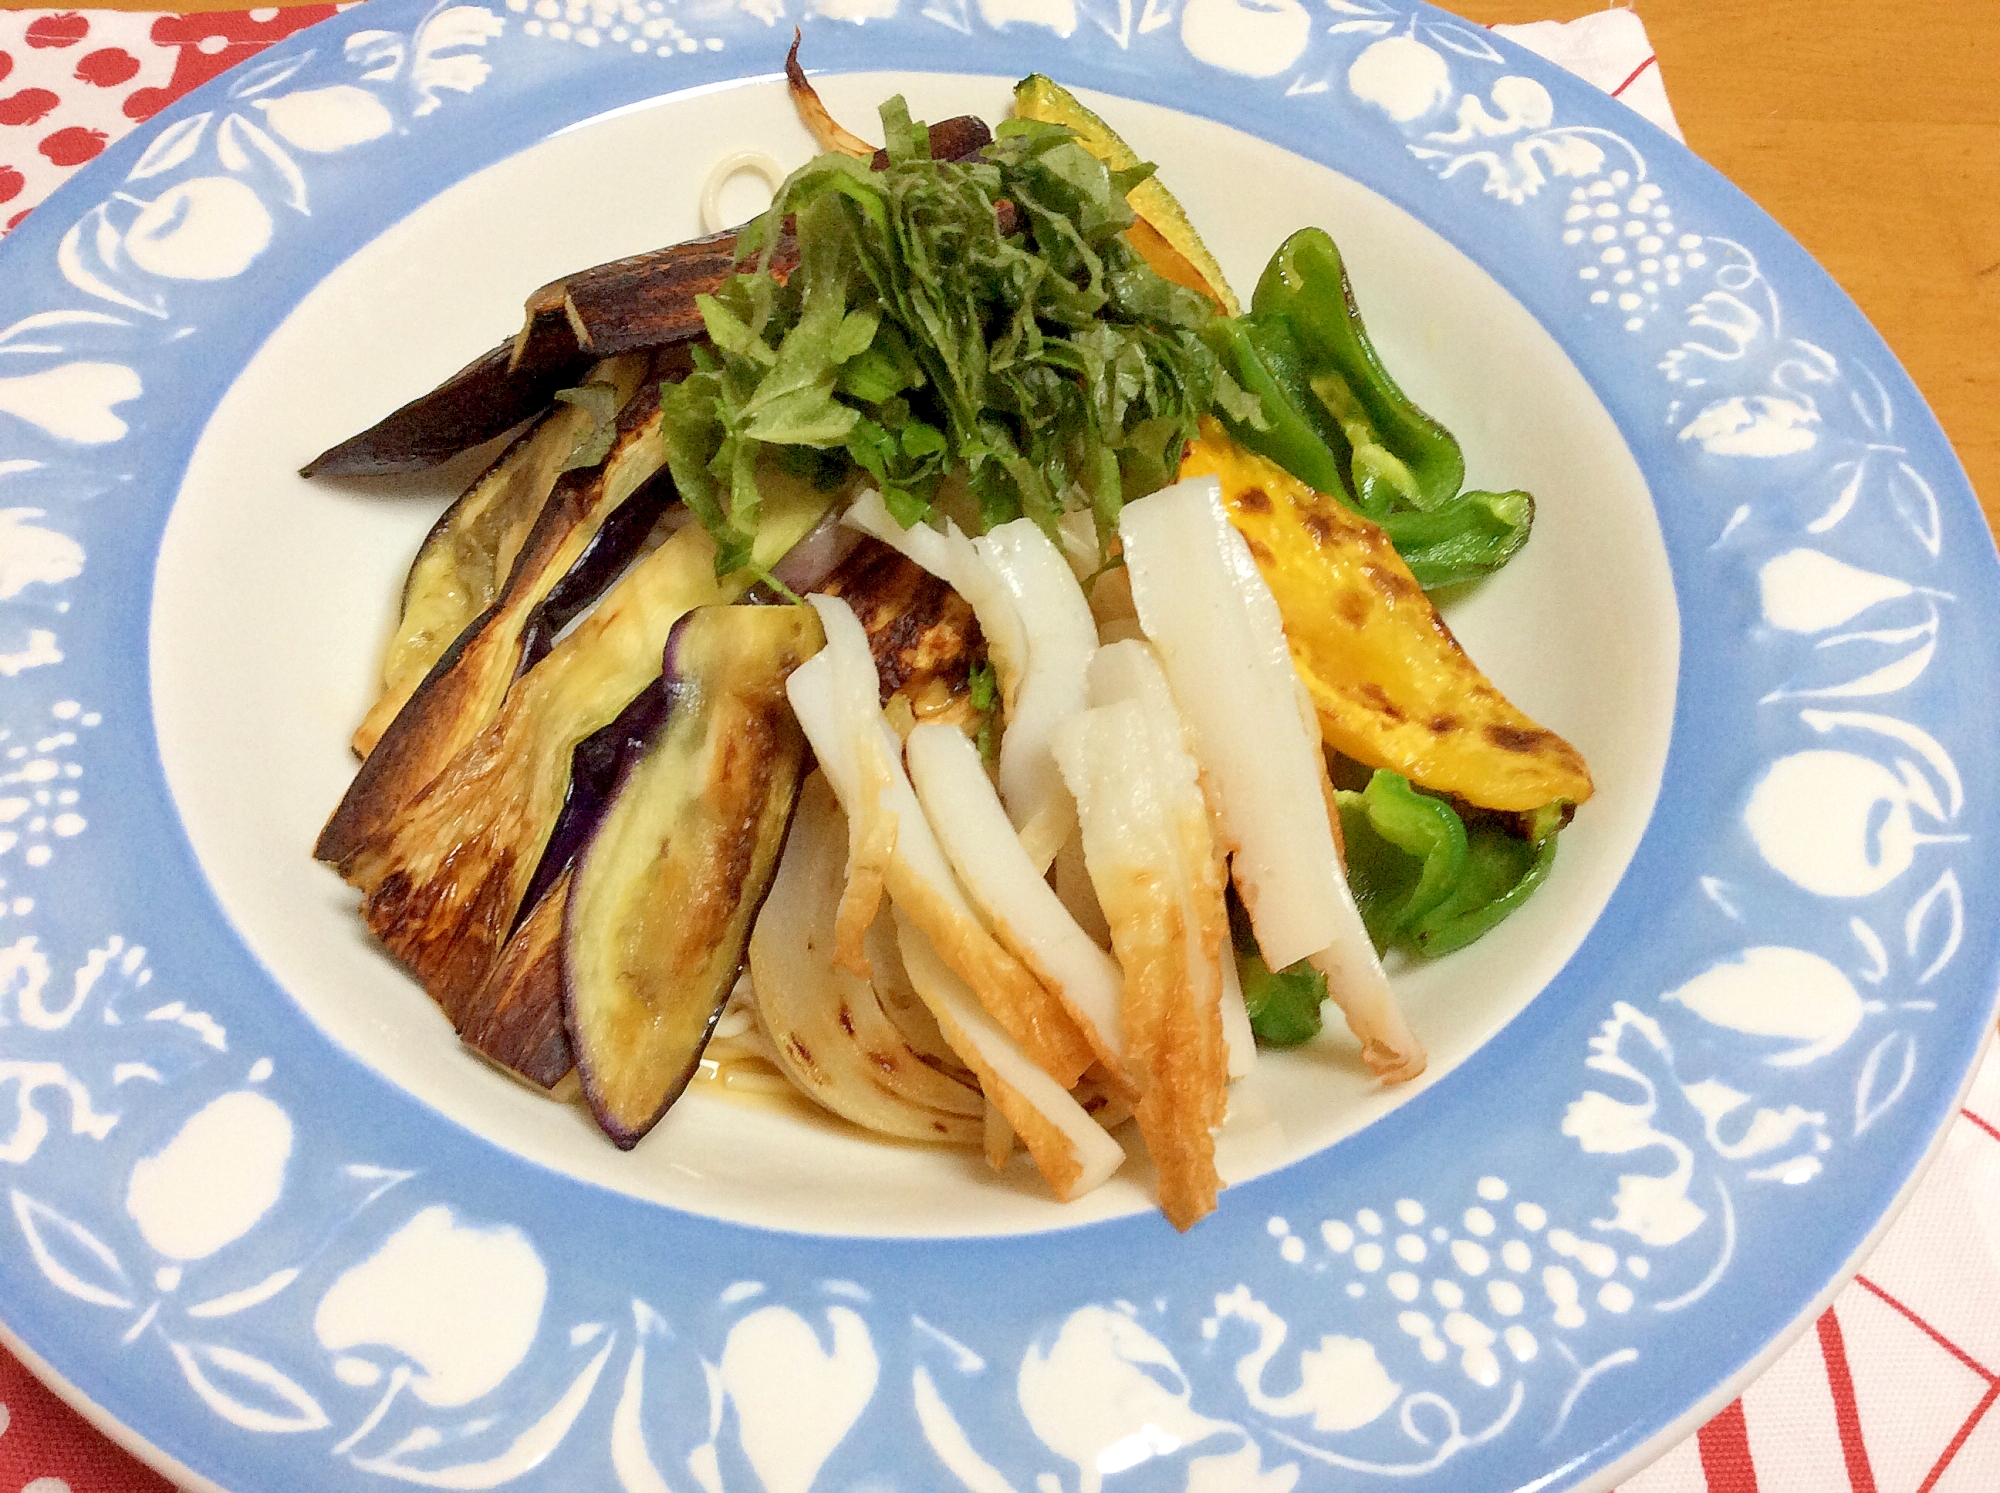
[1228,894,1327,1047]
[1205,228,1535,589]
[1378,489,1534,591]
[1414,823,1558,957]
[1337,769,1560,957]
[1253,228,1463,513]
[1203,316,1348,500]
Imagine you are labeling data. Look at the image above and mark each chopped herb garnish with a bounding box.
[968,659,1000,765]
[662,97,1230,574]
[553,380,624,471]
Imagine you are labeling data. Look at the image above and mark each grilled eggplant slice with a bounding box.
[454,677,673,1083]
[320,374,679,864]
[358,355,651,757]
[335,485,831,1022]
[564,604,823,1146]
[307,107,994,478]
[818,537,986,712]
[515,118,994,368]
[301,339,591,478]
[519,232,801,370]
[458,865,576,1088]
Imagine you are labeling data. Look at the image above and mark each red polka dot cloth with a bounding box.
[0,9,1996,1491]
[0,6,336,235]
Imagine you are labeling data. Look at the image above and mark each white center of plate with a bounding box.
[151,74,1678,1238]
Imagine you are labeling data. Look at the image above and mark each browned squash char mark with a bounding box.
[1182,420,1593,815]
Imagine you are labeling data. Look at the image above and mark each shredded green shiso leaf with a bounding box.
[553,378,624,472]
[660,96,1256,574]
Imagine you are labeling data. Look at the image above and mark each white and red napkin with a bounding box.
[0,8,1994,1490]
[0,5,337,234]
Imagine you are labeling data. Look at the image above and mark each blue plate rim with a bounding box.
[0,1,1994,1489]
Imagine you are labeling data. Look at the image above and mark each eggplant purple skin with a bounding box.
[300,117,994,479]
[517,470,679,676]
[463,662,671,1086]
[561,605,818,1147]
[300,340,590,478]
[513,672,674,931]
[315,389,677,870]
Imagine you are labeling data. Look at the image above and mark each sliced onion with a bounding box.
[749,774,984,1144]
[771,505,862,594]
[972,518,1098,870]
[895,911,1125,1202]
[1119,478,1424,1084]
[906,722,1129,1089]
[789,595,1095,1086]
[790,598,896,973]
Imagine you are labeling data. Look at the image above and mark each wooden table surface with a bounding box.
[1456,0,1999,531]
[5,0,1995,523]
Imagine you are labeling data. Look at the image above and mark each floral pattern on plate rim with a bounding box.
[0,2,1992,1490]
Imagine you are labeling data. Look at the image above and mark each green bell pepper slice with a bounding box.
[1238,952,1328,1047]
[1412,825,1559,957]
[1203,316,1349,500]
[1337,770,1467,944]
[1200,228,1539,590]
[1227,894,1327,1047]
[1336,769,1559,957]
[1253,227,1466,513]
[1378,488,1535,591]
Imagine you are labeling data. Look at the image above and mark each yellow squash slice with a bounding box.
[1180,421,1593,815]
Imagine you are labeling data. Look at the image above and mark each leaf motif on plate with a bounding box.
[346,1336,616,1484]
[168,1339,331,1434]
[1890,459,1942,558]
[1422,20,1503,63]
[217,114,310,216]
[188,1266,304,1320]
[1853,1030,1917,1138]
[1904,869,1963,985]
[127,114,212,184]
[0,308,131,357]
[12,1186,130,1308]
[227,51,317,101]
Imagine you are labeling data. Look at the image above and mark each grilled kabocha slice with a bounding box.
[1012,73,1238,315]
[334,481,831,1025]
[1180,421,1592,816]
[564,604,823,1147]
[319,368,679,865]
[356,354,652,758]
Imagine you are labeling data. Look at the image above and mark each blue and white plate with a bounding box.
[0,2,1993,1488]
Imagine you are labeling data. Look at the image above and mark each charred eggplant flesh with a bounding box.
[565,604,823,1146]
